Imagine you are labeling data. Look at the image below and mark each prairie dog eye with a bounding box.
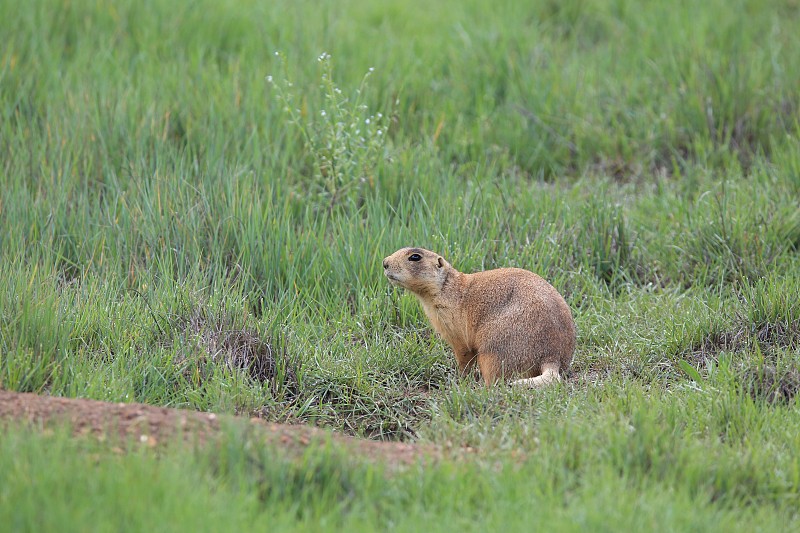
[408,253,422,261]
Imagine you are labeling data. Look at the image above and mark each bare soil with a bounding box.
[0,390,433,467]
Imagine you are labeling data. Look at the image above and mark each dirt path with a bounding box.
[0,390,433,467]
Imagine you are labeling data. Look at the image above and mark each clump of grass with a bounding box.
[286,374,435,441]
[739,273,800,354]
[0,259,67,393]
[268,52,389,212]
[675,182,799,288]
[741,364,800,405]
[667,272,800,382]
[169,305,299,400]
[572,199,640,287]
[682,329,747,368]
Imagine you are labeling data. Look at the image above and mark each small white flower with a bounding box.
[266,75,273,83]
[377,113,383,118]
[369,67,374,72]
[274,51,280,56]
[377,129,383,135]
[321,110,327,117]
[365,118,370,124]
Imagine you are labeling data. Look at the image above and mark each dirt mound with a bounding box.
[0,390,431,466]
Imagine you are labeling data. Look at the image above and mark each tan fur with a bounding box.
[383,247,575,387]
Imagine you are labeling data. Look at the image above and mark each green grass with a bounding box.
[2,379,799,532]
[1,0,800,529]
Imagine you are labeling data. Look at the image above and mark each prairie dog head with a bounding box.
[383,247,452,296]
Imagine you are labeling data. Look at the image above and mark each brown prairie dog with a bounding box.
[383,247,575,387]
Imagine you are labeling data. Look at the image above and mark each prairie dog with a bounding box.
[383,247,575,387]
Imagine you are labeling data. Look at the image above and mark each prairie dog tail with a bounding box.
[511,363,561,388]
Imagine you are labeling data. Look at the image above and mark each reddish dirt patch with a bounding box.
[0,390,433,467]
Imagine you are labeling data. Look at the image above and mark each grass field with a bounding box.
[2,0,800,530]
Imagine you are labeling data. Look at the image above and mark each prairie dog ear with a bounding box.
[437,257,444,268]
